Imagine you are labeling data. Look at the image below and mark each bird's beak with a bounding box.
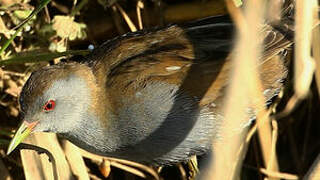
[7,121,38,155]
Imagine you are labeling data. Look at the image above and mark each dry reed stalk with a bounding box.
[259,168,298,179]
[204,0,279,179]
[264,120,279,180]
[239,1,280,178]
[178,164,187,180]
[312,0,320,96]
[111,5,127,35]
[304,0,320,178]
[109,161,148,179]
[136,0,144,30]
[294,0,315,99]
[20,133,74,180]
[305,154,320,180]
[115,3,137,32]
[62,140,90,180]
[80,149,160,180]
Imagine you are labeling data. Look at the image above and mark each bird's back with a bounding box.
[68,15,293,165]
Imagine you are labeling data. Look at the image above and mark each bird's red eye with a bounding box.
[43,100,55,111]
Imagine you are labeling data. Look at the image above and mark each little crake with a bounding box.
[7,16,293,165]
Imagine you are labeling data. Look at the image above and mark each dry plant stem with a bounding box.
[62,140,90,180]
[273,94,301,119]
[44,5,51,23]
[107,158,159,179]
[235,134,252,180]
[156,166,163,174]
[304,1,320,178]
[80,149,160,180]
[225,0,245,30]
[245,112,272,149]
[264,120,278,180]
[255,107,279,180]
[239,0,278,177]
[111,5,127,35]
[16,143,58,180]
[245,108,273,151]
[246,124,258,143]
[3,70,25,77]
[177,164,187,180]
[259,168,298,180]
[136,0,144,30]
[240,0,280,176]
[312,0,320,98]
[304,153,320,180]
[20,133,74,180]
[294,0,316,99]
[206,0,274,179]
[115,3,137,32]
[109,161,148,179]
[88,174,103,180]
[244,164,298,179]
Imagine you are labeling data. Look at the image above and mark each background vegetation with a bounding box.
[0,0,319,180]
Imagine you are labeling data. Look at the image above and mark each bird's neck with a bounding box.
[61,109,121,155]
[59,64,122,154]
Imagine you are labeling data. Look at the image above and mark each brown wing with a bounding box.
[97,17,292,113]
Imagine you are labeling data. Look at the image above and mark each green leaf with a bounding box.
[0,0,52,55]
[0,49,90,65]
[13,10,35,20]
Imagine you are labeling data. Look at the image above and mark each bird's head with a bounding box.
[7,62,98,154]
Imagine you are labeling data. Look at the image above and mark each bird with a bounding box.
[7,12,293,166]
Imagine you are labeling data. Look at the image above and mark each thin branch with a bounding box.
[115,3,137,32]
